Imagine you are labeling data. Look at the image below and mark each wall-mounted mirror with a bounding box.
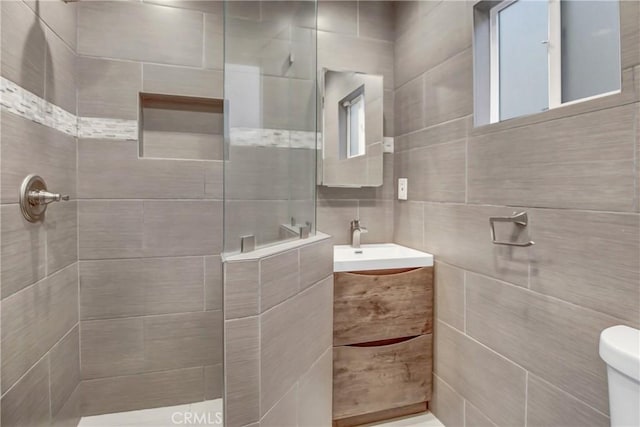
[320,69,383,187]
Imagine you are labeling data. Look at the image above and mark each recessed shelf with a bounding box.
[139,92,224,161]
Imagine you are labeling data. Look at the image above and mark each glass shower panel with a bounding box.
[223,1,317,253]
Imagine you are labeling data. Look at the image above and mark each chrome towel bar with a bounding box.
[489,211,535,247]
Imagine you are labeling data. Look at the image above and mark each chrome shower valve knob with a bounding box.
[19,174,70,222]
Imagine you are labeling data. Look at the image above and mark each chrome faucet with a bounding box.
[350,219,368,248]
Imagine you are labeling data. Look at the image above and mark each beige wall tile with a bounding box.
[225,316,260,427]
[45,27,76,114]
[430,375,464,427]
[0,357,50,427]
[143,0,223,15]
[435,321,526,427]
[77,57,141,120]
[465,401,498,427]
[143,200,223,256]
[620,0,640,69]
[205,363,223,400]
[465,272,623,414]
[529,209,640,324]
[423,203,530,287]
[317,199,358,245]
[423,49,473,128]
[394,0,471,88]
[204,12,224,70]
[393,11,427,90]
[394,139,466,202]
[143,64,223,99]
[358,199,394,243]
[262,76,316,131]
[318,30,394,91]
[224,200,289,252]
[527,374,609,427]
[45,201,78,276]
[394,75,424,136]
[82,312,222,379]
[24,0,78,50]
[50,326,81,417]
[260,276,333,416]
[395,116,470,152]
[297,347,332,427]
[1,111,76,205]
[468,105,637,212]
[78,1,204,67]
[1,0,46,97]
[434,262,465,331]
[1,263,78,393]
[0,204,46,299]
[80,367,204,416]
[358,1,395,41]
[80,317,144,379]
[299,237,333,289]
[80,257,205,320]
[318,1,357,35]
[224,260,259,319]
[206,256,223,311]
[78,200,143,260]
[261,249,300,312]
[52,384,82,427]
[143,311,223,371]
[78,139,208,200]
[260,384,298,427]
[205,161,224,200]
[393,200,424,250]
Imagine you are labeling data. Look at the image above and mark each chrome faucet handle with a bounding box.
[20,174,70,222]
[28,190,70,205]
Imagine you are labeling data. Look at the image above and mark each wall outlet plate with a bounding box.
[383,137,394,153]
[398,178,408,200]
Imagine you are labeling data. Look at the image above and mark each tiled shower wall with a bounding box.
[223,235,334,427]
[1,1,81,426]
[392,2,640,426]
[74,0,225,416]
[316,0,396,244]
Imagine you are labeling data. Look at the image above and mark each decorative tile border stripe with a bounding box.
[229,127,319,149]
[0,77,77,136]
[1,77,341,148]
[0,76,138,140]
[77,117,138,141]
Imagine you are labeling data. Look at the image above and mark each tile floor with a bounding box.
[372,412,444,427]
[78,399,443,427]
[79,399,223,427]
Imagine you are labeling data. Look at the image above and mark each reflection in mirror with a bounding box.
[321,69,383,187]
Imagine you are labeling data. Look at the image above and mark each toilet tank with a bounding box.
[599,325,640,427]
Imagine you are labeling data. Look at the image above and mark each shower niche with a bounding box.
[139,93,224,161]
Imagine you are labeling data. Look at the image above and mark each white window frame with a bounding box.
[344,94,366,159]
[488,0,619,124]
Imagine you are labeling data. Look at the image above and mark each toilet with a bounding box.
[599,325,640,427]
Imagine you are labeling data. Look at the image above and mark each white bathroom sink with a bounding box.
[334,243,434,272]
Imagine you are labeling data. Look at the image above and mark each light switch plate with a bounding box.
[398,178,408,200]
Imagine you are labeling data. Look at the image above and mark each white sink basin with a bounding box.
[334,243,434,272]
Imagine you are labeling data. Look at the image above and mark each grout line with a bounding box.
[0,322,78,400]
[524,371,529,427]
[203,256,207,311]
[463,271,467,334]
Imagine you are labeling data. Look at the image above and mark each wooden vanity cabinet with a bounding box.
[332,267,434,426]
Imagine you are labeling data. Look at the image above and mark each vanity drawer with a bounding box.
[334,267,433,346]
[333,334,433,420]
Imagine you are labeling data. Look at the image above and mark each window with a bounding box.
[344,95,365,158]
[339,85,366,159]
[476,0,621,124]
